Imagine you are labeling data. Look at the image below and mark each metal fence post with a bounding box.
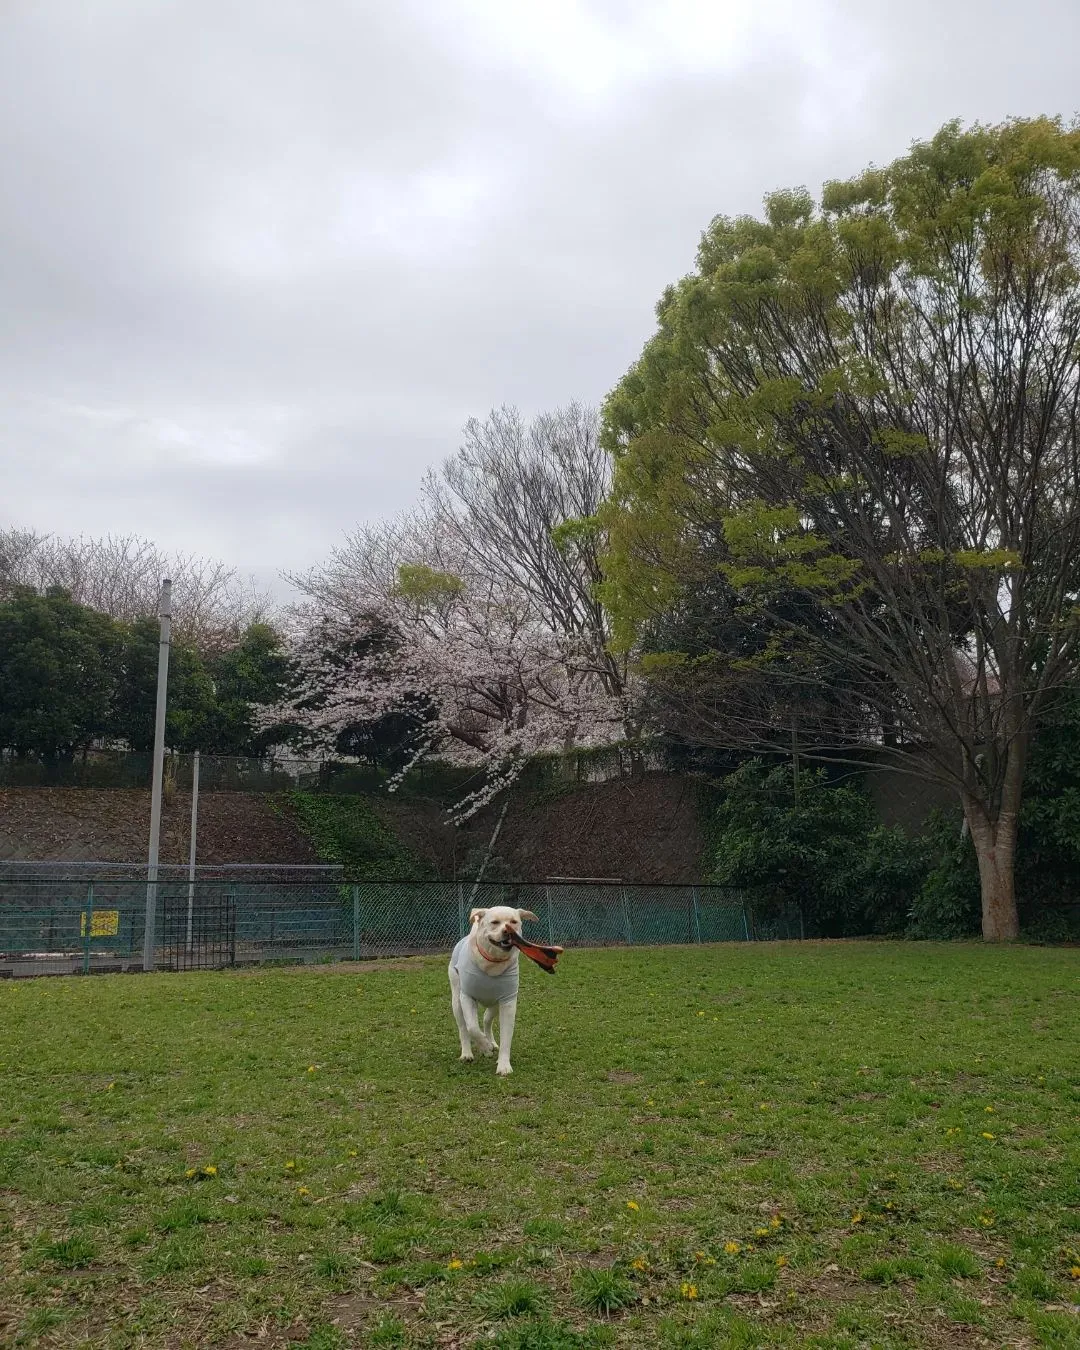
[545,886,553,946]
[457,882,465,938]
[143,579,172,973]
[185,750,200,961]
[82,882,94,975]
[352,885,360,961]
[742,905,751,942]
[620,886,633,945]
[692,886,701,944]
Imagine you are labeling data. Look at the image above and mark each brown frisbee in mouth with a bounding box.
[506,929,564,973]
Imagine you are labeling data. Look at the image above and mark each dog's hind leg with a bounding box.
[483,1004,499,1051]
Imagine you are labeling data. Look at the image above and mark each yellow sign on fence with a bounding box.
[80,910,119,938]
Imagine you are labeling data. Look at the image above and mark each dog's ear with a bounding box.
[469,908,488,925]
[517,909,539,923]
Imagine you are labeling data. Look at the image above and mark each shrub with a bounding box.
[708,760,924,936]
[907,812,981,939]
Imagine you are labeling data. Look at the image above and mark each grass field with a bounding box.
[1,943,1078,1349]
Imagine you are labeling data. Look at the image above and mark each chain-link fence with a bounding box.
[0,878,802,978]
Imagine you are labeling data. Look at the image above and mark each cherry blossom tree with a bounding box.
[275,407,635,816]
[276,534,631,817]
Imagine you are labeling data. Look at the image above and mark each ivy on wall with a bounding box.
[282,792,433,881]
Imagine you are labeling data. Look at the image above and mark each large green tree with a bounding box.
[111,618,218,754]
[0,593,292,761]
[205,622,293,755]
[0,587,122,758]
[602,117,1080,940]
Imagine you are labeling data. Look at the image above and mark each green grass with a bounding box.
[0,942,1078,1348]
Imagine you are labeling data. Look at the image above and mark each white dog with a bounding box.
[448,905,538,1076]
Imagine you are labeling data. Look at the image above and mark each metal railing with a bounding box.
[0,879,802,978]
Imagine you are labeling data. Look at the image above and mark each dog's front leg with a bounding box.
[460,991,495,1056]
[495,998,517,1076]
[482,1005,499,1050]
[450,969,474,1061]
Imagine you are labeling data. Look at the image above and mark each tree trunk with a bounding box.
[964,806,1020,941]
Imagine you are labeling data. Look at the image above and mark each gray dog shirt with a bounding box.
[450,935,519,1005]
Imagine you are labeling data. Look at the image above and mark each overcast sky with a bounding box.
[2,0,1078,595]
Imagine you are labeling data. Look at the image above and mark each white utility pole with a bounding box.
[143,578,172,972]
[184,750,201,960]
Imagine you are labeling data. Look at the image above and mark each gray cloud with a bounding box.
[2,0,1078,593]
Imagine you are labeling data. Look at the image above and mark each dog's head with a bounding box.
[470,905,539,953]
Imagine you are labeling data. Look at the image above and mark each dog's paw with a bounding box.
[459,1051,474,1062]
[496,1062,513,1076]
[476,1037,496,1057]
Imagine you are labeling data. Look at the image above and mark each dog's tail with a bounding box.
[507,929,563,974]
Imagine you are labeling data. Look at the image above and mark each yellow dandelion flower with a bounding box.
[1069,1265,1080,1280]
[724,1241,741,1254]
[626,1201,639,1212]
[979,1214,994,1227]
[307,1065,316,1074]
[680,1282,698,1300]
[851,1213,864,1225]
[348,1149,358,1157]
[106,1082,115,1091]
[995,1258,1006,1269]
[285,1160,296,1169]
[770,1217,782,1229]
[185,1167,196,1178]
[984,1105,994,1113]
[297,1186,310,1196]
[756,1227,769,1238]
[776,1255,788,1267]
[696,1011,705,1017]
[204,1165,217,1176]
[981,1131,995,1139]
[631,1257,648,1272]
[447,1259,464,1270]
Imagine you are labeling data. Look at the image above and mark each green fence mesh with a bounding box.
[0,878,803,977]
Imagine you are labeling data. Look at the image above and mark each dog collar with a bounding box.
[472,934,511,965]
